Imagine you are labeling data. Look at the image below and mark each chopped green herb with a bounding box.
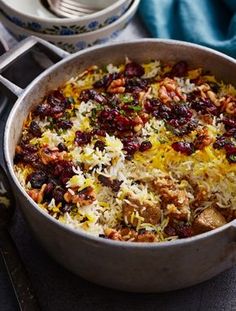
[91,108,97,120]
[127,105,142,112]
[119,110,126,116]
[120,94,134,103]
[67,96,75,105]
[228,154,236,163]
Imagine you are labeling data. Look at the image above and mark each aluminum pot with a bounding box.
[1,36,236,293]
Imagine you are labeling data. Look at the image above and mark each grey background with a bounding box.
[1,15,236,311]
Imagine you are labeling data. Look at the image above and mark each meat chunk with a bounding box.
[122,193,161,227]
[104,227,155,242]
[193,207,226,234]
[64,186,96,207]
[39,147,66,165]
[136,232,155,242]
[104,228,123,241]
[27,184,47,203]
[152,177,190,221]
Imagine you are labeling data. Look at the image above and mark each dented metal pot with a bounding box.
[1,36,236,292]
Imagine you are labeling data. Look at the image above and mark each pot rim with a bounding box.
[5,38,236,249]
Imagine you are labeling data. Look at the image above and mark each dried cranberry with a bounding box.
[168,119,198,137]
[169,118,188,128]
[98,175,112,187]
[176,225,193,238]
[94,140,105,151]
[34,102,50,118]
[224,128,236,138]
[191,99,218,116]
[17,143,39,164]
[213,136,229,149]
[124,62,145,77]
[168,61,188,77]
[53,186,65,203]
[93,73,120,89]
[139,141,152,152]
[20,142,38,154]
[75,131,92,146]
[153,104,172,120]
[29,121,41,137]
[98,175,122,192]
[57,143,68,152]
[20,133,34,144]
[115,114,132,131]
[144,99,160,113]
[60,204,73,213]
[111,179,123,192]
[44,182,54,199]
[98,109,134,134]
[164,226,176,237]
[56,120,73,129]
[172,104,192,119]
[168,104,194,129]
[222,117,236,130]
[172,141,195,155]
[23,153,39,164]
[28,171,47,189]
[79,89,107,104]
[122,138,140,155]
[99,109,119,122]
[225,143,236,155]
[53,160,74,184]
[125,77,148,92]
[92,129,106,137]
[47,90,67,117]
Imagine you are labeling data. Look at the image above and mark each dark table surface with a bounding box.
[1,15,236,311]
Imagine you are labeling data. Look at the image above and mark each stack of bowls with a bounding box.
[0,0,140,52]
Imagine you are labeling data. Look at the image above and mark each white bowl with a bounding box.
[0,0,140,53]
[0,0,132,35]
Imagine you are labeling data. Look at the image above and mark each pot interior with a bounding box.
[5,39,236,176]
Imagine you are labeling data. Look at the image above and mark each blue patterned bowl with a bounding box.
[0,0,132,35]
[0,0,140,53]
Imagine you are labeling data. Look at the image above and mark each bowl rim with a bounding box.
[4,38,236,249]
[0,0,138,39]
[0,0,130,23]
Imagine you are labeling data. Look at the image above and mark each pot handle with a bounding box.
[0,36,69,97]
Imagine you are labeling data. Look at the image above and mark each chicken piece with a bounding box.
[104,228,123,241]
[64,186,96,206]
[122,193,161,227]
[104,227,138,241]
[104,227,155,242]
[136,232,155,242]
[119,227,137,241]
[39,147,66,165]
[191,185,208,209]
[152,177,190,221]
[194,127,213,150]
[193,207,226,234]
[27,184,47,203]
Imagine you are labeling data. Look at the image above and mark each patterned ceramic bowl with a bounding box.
[0,0,132,35]
[0,0,139,53]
